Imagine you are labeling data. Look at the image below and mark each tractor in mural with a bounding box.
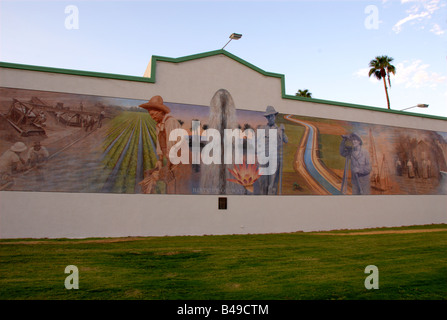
[2,98,46,137]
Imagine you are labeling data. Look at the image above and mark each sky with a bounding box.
[0,0,446,118]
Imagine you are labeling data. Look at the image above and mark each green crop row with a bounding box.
[141,114,158,145]
[112,122,140,193]
[102,119,133,152]
[102,112,142,151]
[100,112,159,193]
[111,114,157,193]
[102,118,137,170]
[102,121,133,155]
[141,120,157,171]
[122,120,143,193]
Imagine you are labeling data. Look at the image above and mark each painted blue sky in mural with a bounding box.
[0,0,446,117]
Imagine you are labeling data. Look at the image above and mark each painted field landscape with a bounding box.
[1,87,446,196]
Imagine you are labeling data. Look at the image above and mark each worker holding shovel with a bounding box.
[339,133,371,195]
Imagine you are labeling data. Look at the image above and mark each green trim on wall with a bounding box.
[0,61,154,83]
[1,50,445,121]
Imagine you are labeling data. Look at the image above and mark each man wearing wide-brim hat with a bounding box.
[256,105,288,195]
[339,132,371,195]
[139,95,186,194]
[139,95,171,115]
[263,105,278,117]
[0,142,27,182]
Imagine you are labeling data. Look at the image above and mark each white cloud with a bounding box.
[354,60,447,89]
[394,60,447,89]
[430,23,445,35]
[392,0,445,34]
[393,11,429,33]
[424,0,443,14]
[354,67,369,78]
[353,67,379,84]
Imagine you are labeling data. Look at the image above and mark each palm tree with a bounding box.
[368,55,396,109]
[296,89,312,98]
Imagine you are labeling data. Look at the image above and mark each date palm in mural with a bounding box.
[368,55,396,109]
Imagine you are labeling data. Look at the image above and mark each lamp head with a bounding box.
[230,33,242,40]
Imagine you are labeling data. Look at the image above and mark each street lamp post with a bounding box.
[400,104,429,111]
[222,33,242,50]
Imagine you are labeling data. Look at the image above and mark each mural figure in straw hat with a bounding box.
[256,105,288,195]
[138,95,187,194]
[339,132,371,195]
[0,141,27,187]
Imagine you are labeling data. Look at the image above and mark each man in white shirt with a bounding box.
[26,141,49,166]
[0,142,27,186]
[340,133,371,195]
[140,96,182,170]
[257,106,288,195]
[139,95,189,194]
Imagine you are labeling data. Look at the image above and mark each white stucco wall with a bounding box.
[0,52,446,239]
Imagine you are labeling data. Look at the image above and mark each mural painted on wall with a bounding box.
[1,86,446,195]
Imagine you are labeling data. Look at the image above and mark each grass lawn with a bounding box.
[0,224,446,300]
